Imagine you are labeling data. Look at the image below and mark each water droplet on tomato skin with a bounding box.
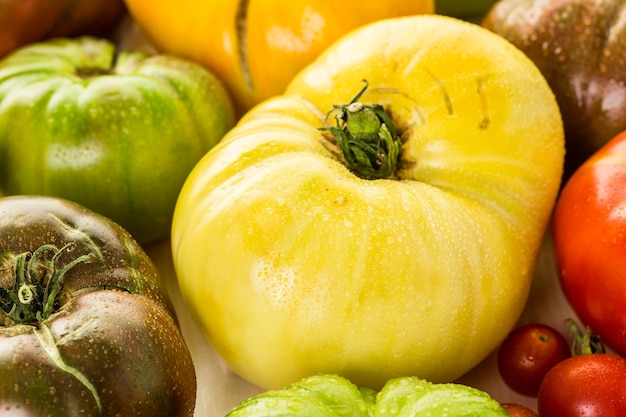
[288,403,305,412]
[264,399,279,408]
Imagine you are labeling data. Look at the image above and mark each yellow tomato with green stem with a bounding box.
[172,15,564,390]
[124,0,434,115]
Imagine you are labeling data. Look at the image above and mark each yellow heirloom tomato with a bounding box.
[124,0,433,115]
[172,15,564,390]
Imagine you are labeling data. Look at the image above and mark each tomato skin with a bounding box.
[553,130,626,356]
[172,15,564,390]
[226,374,509,417]
[0,0,126,58]
[0,195,196,416]
[497,324,570,397]
[483,0,626,177]
[501,403,538,417]
[0,36,234,243]
[125,0,434,114]
[537,354,626,417]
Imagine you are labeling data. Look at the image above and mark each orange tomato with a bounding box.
[124,0,434,115]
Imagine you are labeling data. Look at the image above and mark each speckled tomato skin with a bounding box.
[483,0,626,178]
[0,195,196,416]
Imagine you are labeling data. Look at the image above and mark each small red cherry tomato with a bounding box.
[497,323,570,397]
[537,353,626,417]
[501,403,538,417]
[553,129,626,356]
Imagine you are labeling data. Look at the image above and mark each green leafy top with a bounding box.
[0,243,93,326]
[320,80,401,180]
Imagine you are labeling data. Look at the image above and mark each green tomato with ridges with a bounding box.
[0,36,235,243]
[226,374,509,417]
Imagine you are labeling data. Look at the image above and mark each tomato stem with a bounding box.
[34,322,103,412]
[0,243,93,325]
[320,80,402,179]
[566,318,605,356]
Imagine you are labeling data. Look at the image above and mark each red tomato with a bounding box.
[553,130,626,356]
[497,323,570,397]
[501,403,538,417]
[537,353,626,416]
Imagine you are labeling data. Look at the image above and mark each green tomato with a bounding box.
[172,15,564,390]
[0,36,235,243]
[226,374,508,416]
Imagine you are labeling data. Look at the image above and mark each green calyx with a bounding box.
[320,80,402,180]
[0,243,93,325]
[567,318,606,356]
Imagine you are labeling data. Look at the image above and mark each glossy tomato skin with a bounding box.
[501,403,538,417]
[497,323,570,397]
[553,130,626,356]
[172,15,564,390]
[537,354,626,417]
[0,0,126,58]
[226,374,509,417]
[0,195,196,416]
[125,0,434,114]
[0,36,235,243]
[483,0,626,178]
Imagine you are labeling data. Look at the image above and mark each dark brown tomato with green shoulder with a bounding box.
[483,0,626,178]
[0,195,196,417]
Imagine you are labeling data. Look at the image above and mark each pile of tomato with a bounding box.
[486,0,626,415]
[2,0,626,416]
[495,126,626,416]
